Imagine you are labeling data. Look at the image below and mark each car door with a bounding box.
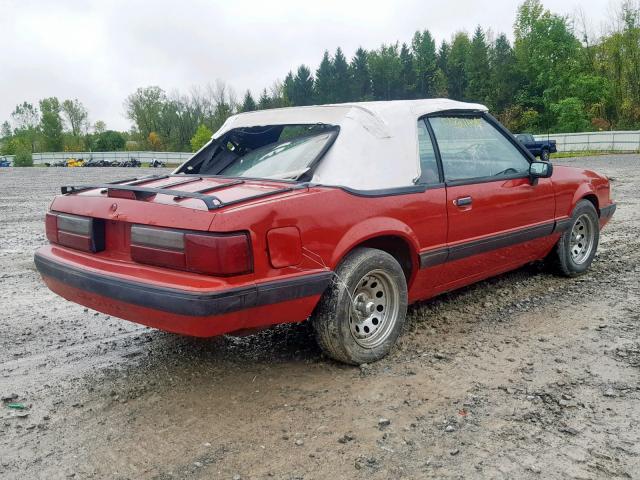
[408,119,449,300]
[427,114,556,288]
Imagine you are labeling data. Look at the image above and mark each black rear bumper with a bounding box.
[34,253,332,317]
[600,203,616,219]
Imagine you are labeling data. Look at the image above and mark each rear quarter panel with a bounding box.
[209,186,448,296]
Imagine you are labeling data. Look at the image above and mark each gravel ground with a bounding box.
[0,156,638,479]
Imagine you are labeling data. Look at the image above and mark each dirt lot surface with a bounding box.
[0,157,639,479]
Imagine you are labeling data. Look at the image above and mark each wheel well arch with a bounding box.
[344,235,418,286]
[581,193,600,215]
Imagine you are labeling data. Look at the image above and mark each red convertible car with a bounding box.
[35,99,615,364]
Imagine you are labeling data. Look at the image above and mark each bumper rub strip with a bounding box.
[34,253,332,317]
[600,203,616,219]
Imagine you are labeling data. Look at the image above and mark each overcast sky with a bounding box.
[0,0,616,131]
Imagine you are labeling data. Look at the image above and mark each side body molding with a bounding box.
[419,220,566,269]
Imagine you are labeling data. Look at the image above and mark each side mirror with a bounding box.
[530,161,553,179]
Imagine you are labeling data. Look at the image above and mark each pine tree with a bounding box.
[314,51,334,104]
[241,90,257,112]
[437,40,450,77]
[399,43,416,99]
[412,30,438,98]
[466,26,491,104]
[349,47,372,101]
[490,34,519,112]
[332,47,351,103]
[282,72,295,106]
[291,65,315,106]
[258,89,271,110]
[448,32,471,100]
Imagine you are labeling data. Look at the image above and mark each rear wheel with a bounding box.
[541,148,550,161]
[312,248,408,365]
[549,200,599,276]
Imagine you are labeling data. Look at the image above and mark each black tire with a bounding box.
[549,200,599,277]
[541,148,550,161]
[312,248,408,365]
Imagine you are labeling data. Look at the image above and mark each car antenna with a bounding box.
[546,117,550,144]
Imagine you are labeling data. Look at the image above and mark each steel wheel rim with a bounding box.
[569,213,595,264]
[349,269,400,349]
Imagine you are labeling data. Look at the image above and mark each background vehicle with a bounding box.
[112,158,141,167]
[83,159,108,167]
[515,133,557,160]
[35,99,615,365]
[66,158,85,167]
[149,159,166,168]
[0,157,11,167]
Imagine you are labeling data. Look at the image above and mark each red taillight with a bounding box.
[130,225,252,276]
[45,212,104,252]
[130,245,186,270]
[45,213,58,243]
[185,233,252,275]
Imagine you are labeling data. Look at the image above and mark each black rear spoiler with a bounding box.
[61,175,297,211]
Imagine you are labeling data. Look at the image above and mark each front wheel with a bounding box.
[312,248,408,365]
[549,200,599,276]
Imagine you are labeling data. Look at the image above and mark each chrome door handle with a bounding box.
[454,196,472,206]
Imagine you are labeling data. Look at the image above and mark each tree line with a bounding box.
[2,0,640,164]
[1,98,127,165]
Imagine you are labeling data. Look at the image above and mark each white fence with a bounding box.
[533,131,640,152]
[0,150,193,166]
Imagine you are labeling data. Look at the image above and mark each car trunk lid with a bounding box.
[49,175,305,260]
[52,175,302,228]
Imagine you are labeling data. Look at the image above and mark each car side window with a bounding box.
[417,119,440,184]
[429,116,530,182]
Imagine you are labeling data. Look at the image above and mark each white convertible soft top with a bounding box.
[213,99,488,190]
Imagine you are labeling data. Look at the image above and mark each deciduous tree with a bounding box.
[61,99,88,137]
[10,102,39,152]
[448,32,471,100]
[190,124,213,152]
[125,86,166,142]
[39,97,64,151]
[93,120,107,134]
[369,44,403,100]
[94,130,126,151]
